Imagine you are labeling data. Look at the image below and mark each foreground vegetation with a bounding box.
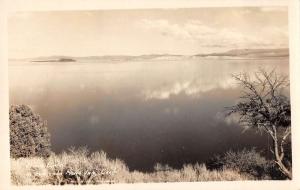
[11,147,258,185]
[9,69,292,184]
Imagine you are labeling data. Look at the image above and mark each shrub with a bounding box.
[150,163,251,182]
[11,148,253,185]
[45,147,129,185]
[207,148,276,179]
[11,157,48,185]
[10,105,51,158]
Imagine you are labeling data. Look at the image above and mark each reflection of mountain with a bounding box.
[195,48,289,58]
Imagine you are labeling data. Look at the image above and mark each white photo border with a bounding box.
[1,0,299,189]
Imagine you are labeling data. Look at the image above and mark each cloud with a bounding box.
[259,7,287,12]
[143,81,202,100]
[215,111,241,126]
[89,115,100,125]
[138,19,288,49]
[142,78,237,100]
[140,19,216,41]
[163,107,179,115]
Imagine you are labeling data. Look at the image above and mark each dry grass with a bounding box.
[11,148,253,185]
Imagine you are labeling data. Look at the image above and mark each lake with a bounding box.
[9,57,289,171]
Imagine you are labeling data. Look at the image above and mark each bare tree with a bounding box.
[227,68,292,179]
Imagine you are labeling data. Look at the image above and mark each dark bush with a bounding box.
[10,105,51,158]
[206,148,283,179]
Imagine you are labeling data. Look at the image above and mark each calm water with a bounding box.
[9,57,289,171]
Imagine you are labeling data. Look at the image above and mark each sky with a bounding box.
[8,7,288,58]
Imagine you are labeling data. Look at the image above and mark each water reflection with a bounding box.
[9,57,289,171]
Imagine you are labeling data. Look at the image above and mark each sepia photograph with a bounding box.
[2,1,298,188]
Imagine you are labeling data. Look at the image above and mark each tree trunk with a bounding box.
[272,131,292,179]
[275,160,292,179]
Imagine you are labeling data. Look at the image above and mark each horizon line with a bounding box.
[8,47,289,60]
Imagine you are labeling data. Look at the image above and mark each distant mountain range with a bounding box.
[195,48,289,58]
[27,54,183,62]
[31,58,76,62]
[11,48,289,63]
